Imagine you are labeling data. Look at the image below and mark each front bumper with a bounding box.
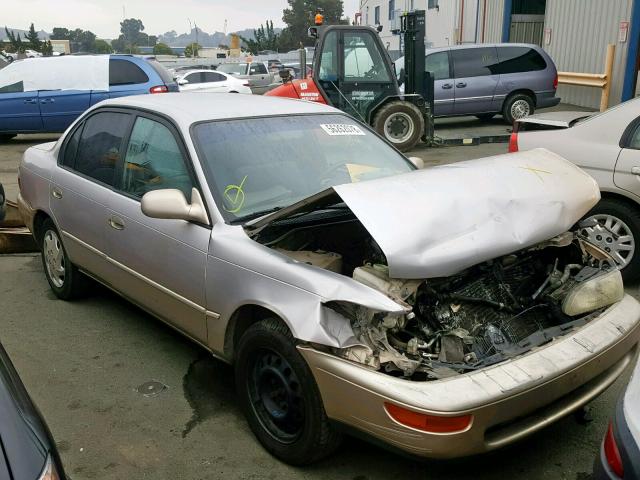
[299,294,640,459]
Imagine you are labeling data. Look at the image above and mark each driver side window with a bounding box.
[120,116,194,200]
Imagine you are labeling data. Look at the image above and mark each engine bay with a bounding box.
[255,213,624,380]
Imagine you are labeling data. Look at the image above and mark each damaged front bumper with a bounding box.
[298,294,640,458]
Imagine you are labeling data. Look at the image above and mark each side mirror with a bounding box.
[141,188,210,225]
[178,78,189,85]
[279,69,292,82]
[408,156,425,169]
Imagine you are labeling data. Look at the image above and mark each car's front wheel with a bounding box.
[235,318,341,465]
[40,219,89,299]
[580,198,640,281]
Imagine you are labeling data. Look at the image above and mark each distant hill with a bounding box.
[157,27,282,47]
[1,27,50,40]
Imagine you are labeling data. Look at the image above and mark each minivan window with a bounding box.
[146,58,174,84]
[495,47,547,74]
[425,52,450,80]
[74,112,131,186]
[0,81,24,94]
[452,47,499,78]
[109,59,149,86]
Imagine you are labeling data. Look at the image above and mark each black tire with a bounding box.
[39,219,89,299]
[502,93,534,125]
[372,101,424,152]
[475,113,496,121]
[0,134,16,143]
[580,198,640,282]
[235,318,341,465]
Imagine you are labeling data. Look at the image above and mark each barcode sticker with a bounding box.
[320,124,366,136]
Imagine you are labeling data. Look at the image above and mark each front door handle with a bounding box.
[23,98,38,104]
[108,216,125,230]
[40,98,55,104]
[456,82,467,88]
[51,187,63,199]
[442,83,453,90]
[632,166,640,176]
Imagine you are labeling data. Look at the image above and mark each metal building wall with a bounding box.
[482,0,505,43]
[544,0,633,109]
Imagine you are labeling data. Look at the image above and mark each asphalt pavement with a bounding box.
[0,133,636,479]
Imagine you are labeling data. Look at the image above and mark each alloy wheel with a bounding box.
[582,214,635,267]
[43,230,65,288]
[510,99,531,120]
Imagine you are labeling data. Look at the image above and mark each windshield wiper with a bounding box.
[230,206,284,225]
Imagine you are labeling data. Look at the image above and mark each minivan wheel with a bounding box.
[372,101,424,152]
[235,318,341,465]
[40,219,89,299]
[581,198,640,281]
[503,93,534,124]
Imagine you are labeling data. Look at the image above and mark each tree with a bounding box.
[50,27,96,52]
[93,39,113,53]
[25,23,42,51]
[120,18,144,51]
[184,42,201,57]
[153,42,173,55]
[41,40,54,56]
[280,0,345,48]
[239,20,280,54]
[4,27,25,53]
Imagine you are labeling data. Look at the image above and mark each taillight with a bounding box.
[604,423,624,477]
[508,131,519,152]
[384,403,473,433]
[553,73,558,90]
[149,85,169,94]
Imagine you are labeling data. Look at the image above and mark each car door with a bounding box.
[248,63,270,93]
[104,114,210,343]
[425,51,454,116]
[180,72,203,91]
[108,58,151,98]
[451,47,500,115]
[201,71,227,92]
[50,110,133,280]
[39,89,91,132]
[614,119,640,198]
[0,82,42,132]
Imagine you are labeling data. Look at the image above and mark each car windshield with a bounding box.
[217,63,247,75]
[192,114,414,222]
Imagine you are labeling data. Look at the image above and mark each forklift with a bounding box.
[266,10,434,152]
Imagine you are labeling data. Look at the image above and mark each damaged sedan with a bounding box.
[17,93,640,465]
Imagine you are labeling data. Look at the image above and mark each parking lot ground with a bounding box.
[433,103,596,144]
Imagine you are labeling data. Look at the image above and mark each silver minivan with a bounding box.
[396,43,560,124]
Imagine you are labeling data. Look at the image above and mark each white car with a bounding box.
[176,69,252,94]
[510,97,640,281]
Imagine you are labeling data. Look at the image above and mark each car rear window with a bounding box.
[495,47,547,74]
[109,59,149,86]
[146,58,175,84]
[452,47,499,78]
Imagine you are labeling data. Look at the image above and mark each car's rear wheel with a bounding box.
[235,318,341,465]
[503,93,534,124]
[580,198,640,281]
[372,101,424,152]
[40,219,89,299]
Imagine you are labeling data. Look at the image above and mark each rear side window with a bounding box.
[0,81,24,94]
[74,112,131,186]
[146,59,175,84]
[109,59,149,86]
[452,47,499,78]
[425,52,450,81]
[249,63,268,75]
[496,47,547,74]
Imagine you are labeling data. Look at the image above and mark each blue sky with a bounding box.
[4,0,360,38]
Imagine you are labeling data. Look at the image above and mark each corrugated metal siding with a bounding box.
[544,0,633,109]
[483,0,505,43]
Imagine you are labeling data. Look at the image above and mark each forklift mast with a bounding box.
[401,10,426,99]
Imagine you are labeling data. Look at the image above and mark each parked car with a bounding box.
[395,43,560,124]
[593,355,640,479]
[18,93,640,465]
[0,50,15,63]
[0,54,178,141]
[177,69,251,94]
[216,62,275,94]
[0,338,66,479]
[510,97,640,281]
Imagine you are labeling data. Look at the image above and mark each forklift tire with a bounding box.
[372,101,424,152]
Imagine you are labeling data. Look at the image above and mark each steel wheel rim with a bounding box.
[247,348,305,444]
[582,214,635,267]
[384,112,414,144]
[510,99,531,120]
[43,230,65,288]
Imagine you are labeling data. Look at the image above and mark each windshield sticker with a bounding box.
[223,175,248,213]
[320,124,366,136]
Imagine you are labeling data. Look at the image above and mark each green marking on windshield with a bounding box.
[223,175,248,213]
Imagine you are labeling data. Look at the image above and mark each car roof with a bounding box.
[96,93,342,124]
[426,42,543,53]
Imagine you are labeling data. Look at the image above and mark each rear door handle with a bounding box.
[632,166,640,176]
[456,82,467,88]
[40,98,55,104]
[442,83,453,90]
[51,187,63,199]
[108,216,125,230]
[23,98,38,104]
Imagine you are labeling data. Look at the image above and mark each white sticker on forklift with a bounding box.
[320,124,366,136]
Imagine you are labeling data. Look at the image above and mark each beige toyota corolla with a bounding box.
[18,93,640,465]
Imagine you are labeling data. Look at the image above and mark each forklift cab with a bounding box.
[313,26,400,123]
